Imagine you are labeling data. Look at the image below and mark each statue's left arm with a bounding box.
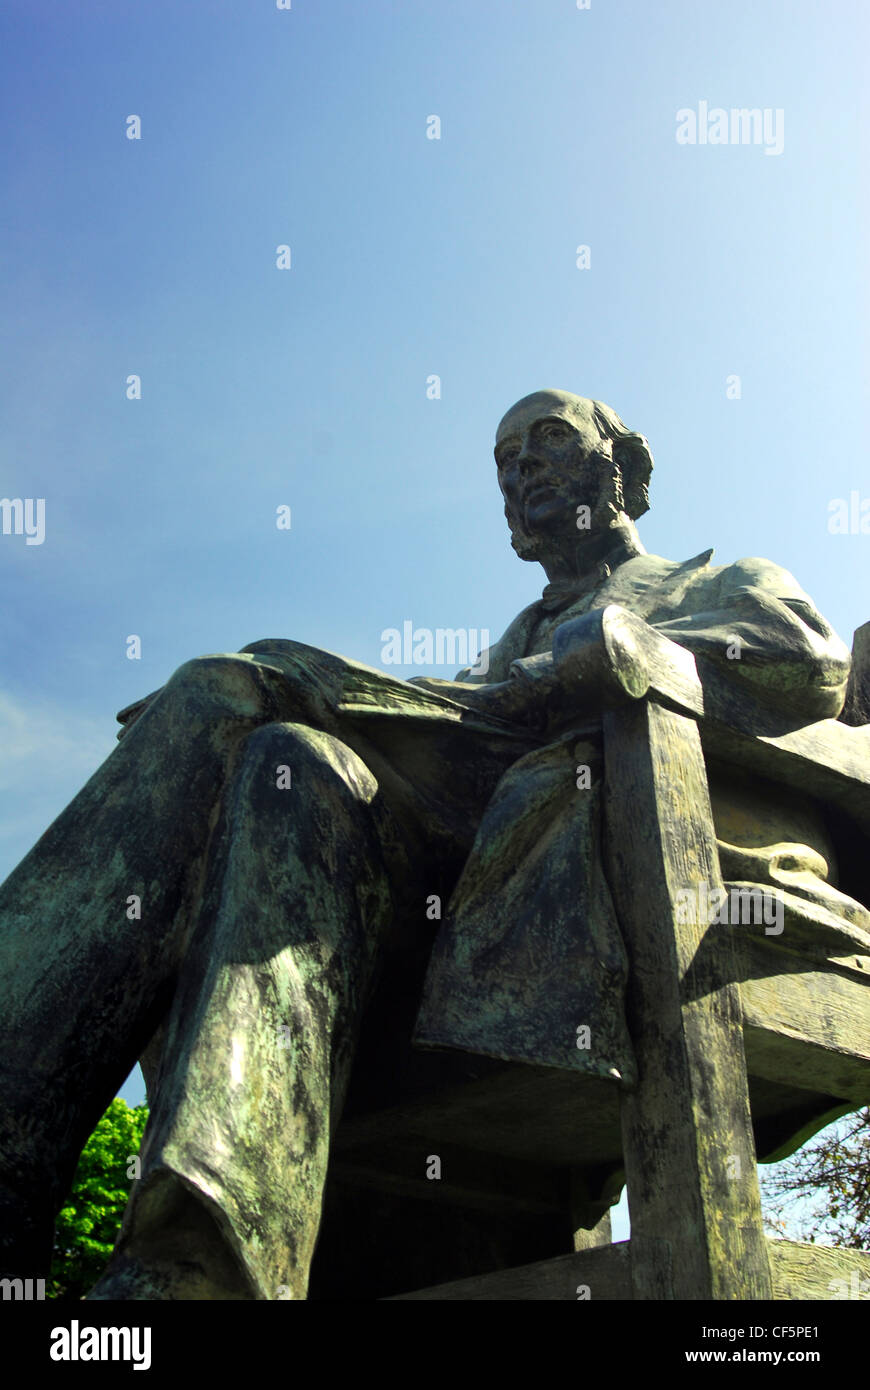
[646,556,851,721]
[411,558,851,732]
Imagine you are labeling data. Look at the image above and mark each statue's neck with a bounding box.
[539,518,646,586]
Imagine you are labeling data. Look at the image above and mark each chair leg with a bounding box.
[603,700,771,1300]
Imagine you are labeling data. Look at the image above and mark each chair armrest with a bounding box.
[554,605,870,832]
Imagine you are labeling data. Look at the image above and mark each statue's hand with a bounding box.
[407,674,548,730]
[116,688,164,740]
[448,677,550,731]
[506,606,654,735]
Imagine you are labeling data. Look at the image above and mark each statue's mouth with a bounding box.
[524,483,556,506]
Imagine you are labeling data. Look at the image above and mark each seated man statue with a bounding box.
[1,389,868,1300]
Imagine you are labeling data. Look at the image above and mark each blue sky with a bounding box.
[1,1,867,1243]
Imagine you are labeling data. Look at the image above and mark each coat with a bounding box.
[411,547,870,1079]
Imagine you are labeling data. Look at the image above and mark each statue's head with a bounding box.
[494,390,654,564]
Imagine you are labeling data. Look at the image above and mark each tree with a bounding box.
[48,1098,148,1300]
[759,1107,870,1250]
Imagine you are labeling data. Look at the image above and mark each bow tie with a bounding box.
[540,562,612,613]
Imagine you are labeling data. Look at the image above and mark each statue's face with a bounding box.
[494,393,609,546]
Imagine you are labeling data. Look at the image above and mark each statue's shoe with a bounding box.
[86,1250,250,1301]
[86,1171,258,1300]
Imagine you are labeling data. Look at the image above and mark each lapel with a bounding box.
[474,548,716,679]
[585,547,715,623]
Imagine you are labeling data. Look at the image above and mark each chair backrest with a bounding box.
[331,607,870,1300]
[841,621,870,726]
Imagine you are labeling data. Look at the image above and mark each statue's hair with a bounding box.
[500,392,654,561]
[584,399,654,521]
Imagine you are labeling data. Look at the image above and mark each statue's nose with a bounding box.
[517,440,538,473]
[518,449,544,481]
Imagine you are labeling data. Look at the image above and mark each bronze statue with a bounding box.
[1,389,867,1299]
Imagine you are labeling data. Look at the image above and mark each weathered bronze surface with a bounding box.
[1,389,867,1300]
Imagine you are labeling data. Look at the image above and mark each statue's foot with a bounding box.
[87,1250,249,1301]
[86,1170,257,1300]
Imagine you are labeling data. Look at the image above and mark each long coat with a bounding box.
[410,547,870,1077]
[116,546,870,1298]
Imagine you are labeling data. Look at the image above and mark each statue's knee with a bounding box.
[240,722,379,805]
[164,654,280,722]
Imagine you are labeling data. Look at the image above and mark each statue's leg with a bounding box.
[87,719,397,1301]
[0,654,305,1278]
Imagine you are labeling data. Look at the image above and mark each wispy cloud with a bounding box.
[0,690,117,876]
[0,691,114,787]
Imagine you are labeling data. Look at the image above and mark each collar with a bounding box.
[539,535,645,613]
[541,561,614,613]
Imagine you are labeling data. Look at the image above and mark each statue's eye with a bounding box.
[498,448,519,466]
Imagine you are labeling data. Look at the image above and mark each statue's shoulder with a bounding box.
[238,638,304,655]
[713,554,810,594]
[698,554,822,611]
[642,549,814,603]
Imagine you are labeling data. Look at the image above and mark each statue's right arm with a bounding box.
[406,672,551,730]
[116,688,165,739]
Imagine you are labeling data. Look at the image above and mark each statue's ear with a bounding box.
[613,432,654,519]
[612,442,632,471]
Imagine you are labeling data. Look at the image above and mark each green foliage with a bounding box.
[760,1107,870,1250]
[48,1098,149,1300]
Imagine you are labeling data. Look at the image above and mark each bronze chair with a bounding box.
[310,616,870,1300]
